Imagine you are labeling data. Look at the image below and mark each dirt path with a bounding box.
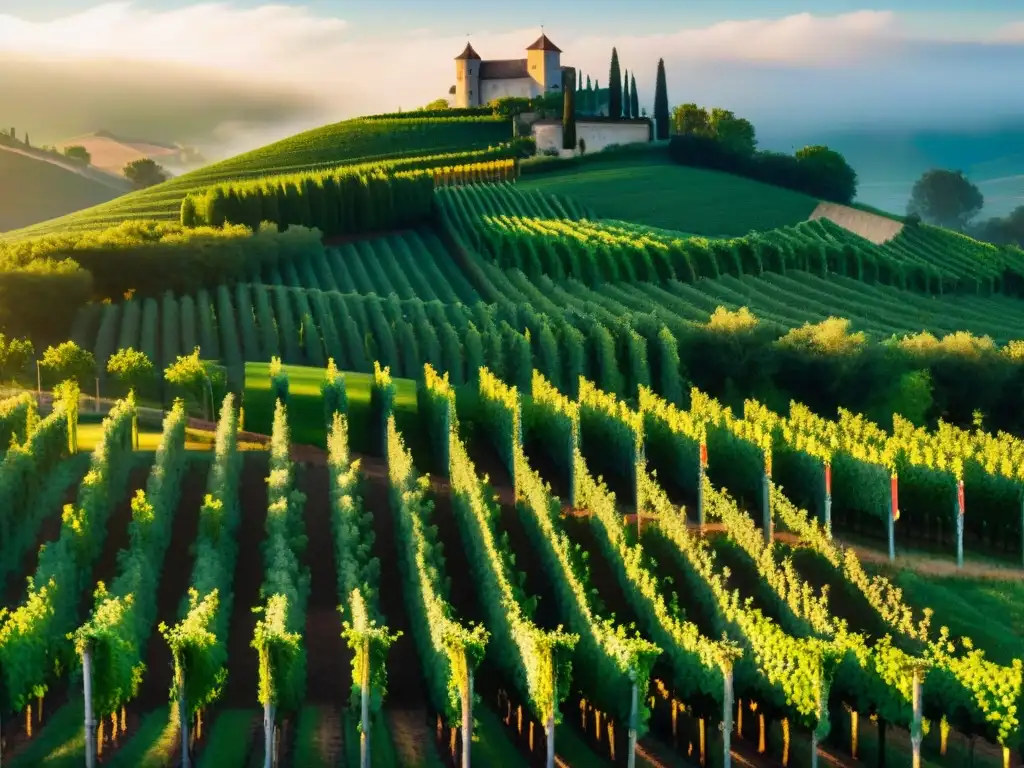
[136,461,210,710]
[222,453,270,708]
[835,536,1024,581]
[300,462,349,708]
[359,455,438,768]
[89,463,155,594]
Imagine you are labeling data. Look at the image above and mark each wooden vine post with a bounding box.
[511,389,522,497]
[887,471,899,562]
[83,641,97,768]
[627,668,639,768]
[545,659,557,768]
[635,425,645,539]
[909,663,927,768]
[263,697,275,768]
[568,410,579,510]
[721,661,735,768]
[461,665,474,768]
[762,448,773,546]
[823,460,832,538]
[177,660,191,768]
[697,437,707,531]
[360,635,371,768]
[955,475,965,570]
[443,394,454,479]
[809,673,829,768]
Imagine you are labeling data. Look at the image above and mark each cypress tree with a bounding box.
[623,69,631,118]
[562,69,577,150]
[608,48,622,118]
[586,75,592,90]
[630,73,640,120]
[654,58,669,140]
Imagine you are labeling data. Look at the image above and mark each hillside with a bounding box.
[3,110,1024,768]
[519,153,820,236]
[1,115,513,239]
[0,145,130,232]
[55,130,199,176]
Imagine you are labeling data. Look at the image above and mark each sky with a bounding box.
[0,1,1022,159]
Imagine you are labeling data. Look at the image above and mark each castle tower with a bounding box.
[454,43,481,107]
[526,33,562,98]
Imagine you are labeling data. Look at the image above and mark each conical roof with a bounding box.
[455,42,481,60]
[526,33,561,53]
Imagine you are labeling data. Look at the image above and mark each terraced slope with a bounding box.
[518,155,820,236]
[2,116,512,238]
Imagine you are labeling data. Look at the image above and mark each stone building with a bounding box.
[453,34,568,108]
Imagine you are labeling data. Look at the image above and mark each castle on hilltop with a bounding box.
[453,33,570,108]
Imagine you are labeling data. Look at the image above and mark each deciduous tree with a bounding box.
[796,145,858,205]
[907,169,984,231]
[107,347,155,395]
[124,158,168,189]
[419,98,451,110]
[41,341,95,387]
[63,145,91,165]
[671,103,711,136]
[710,108,757,155]
[164,347,224,421]
[0,334,33,383]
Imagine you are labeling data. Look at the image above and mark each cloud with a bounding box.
[993,22,1024,42]
[0,3,1021,156]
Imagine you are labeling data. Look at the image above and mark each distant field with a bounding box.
[3,116,512,239]
[243,361,418,450]
[518,157,819,236]
[879,569,1024,667]
[0,147,126,233]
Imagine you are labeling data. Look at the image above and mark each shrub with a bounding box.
[668,133,857,204]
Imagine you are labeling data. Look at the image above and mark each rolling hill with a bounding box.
[55,130,201,177]
[3,107,1024,768]
[519,153,821,236]
[0,144,131,232]
[0,115,513,239]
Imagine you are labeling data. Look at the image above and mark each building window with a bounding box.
[531,64,537,70]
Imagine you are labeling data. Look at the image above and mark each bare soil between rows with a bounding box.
[222,452,270,708]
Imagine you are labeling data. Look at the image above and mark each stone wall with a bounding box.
[532,120,651,153]
[480,78,537,103]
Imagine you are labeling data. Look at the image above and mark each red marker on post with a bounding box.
[891,473,899,521]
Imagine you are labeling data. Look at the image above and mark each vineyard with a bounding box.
[3,102,1024,768]
[1,117,515,238]
[57,183,1024,441]
[0,359,1021,768]
[519,155,821,236]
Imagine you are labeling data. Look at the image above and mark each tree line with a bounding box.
[907,168,1024,249]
